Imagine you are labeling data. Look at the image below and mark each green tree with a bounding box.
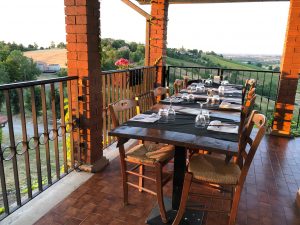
[57,42,66,49]
[56,68,68,77]
[111,39,126,49]
[3,50,41,113]
[129,42,137,52]
[50,41,56,49]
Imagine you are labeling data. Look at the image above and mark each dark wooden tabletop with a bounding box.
[108,103,240,156]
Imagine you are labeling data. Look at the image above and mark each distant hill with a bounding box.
[23,45,268,72]
[24,49,67,68]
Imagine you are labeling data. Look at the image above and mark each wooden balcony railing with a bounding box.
[101,66,157,149]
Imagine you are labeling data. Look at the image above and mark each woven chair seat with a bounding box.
[188,154,241,185]
[126,143,174,164]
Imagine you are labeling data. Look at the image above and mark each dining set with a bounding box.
[108,77,266,225]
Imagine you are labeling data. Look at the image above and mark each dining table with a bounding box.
[108,83,243,225]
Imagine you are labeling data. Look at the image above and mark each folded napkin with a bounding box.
[130,113,160,123]
[222,98,242,104]
[207,120,239,134]
[219,101,242,110]
[161,98,183,103]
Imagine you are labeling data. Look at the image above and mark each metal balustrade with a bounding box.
[0,76,79,220]
[166,66,281,119]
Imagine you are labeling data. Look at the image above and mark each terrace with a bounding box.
[1,0,300,225]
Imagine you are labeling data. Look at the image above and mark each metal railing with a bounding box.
[166,66,281,118]
[0,76,80,220]
[101,66,157,149]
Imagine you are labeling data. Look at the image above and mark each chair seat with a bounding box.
[126,143,174,164]
[188,154,241,185]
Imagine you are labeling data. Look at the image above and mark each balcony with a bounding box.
[0,65,299,225]
[1,0,300,224]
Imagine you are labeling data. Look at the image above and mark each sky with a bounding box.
[0,0,290,55]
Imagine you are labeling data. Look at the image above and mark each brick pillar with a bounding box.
[65,0,108,171]
[272,0,300,136]
[149,0,169,85]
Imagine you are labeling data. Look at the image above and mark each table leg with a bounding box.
[172,146,186,210]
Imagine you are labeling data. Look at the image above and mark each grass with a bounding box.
[203,54,265,70]
[24,49,67,69]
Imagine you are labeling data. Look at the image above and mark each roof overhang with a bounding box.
[136,0,288,4]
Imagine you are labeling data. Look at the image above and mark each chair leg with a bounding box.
[228,185,242,225]
[172,172,193,225]
[155,162,168,223]
[119,146,128,206]
[138,164,144,192]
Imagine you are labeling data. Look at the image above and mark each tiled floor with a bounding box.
[35,136,300,225]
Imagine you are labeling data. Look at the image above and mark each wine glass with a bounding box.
[195,114,206,128]
[202,109,210,125]
[218,86,225,96]
[167,97,176,121]
[158,108,168,123]
[187,94,195,102]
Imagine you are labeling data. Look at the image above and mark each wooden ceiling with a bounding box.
[136,0,288,4]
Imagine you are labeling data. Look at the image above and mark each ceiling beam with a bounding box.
[136,0,288,4]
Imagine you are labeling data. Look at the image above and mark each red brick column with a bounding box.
[272,0,300,136]
[149,0,169,85]
[65,0,108,171]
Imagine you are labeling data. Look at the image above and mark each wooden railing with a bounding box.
[101,66,157,149]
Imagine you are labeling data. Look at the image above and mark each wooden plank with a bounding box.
[136,0,288,5]
[109,126,238,156]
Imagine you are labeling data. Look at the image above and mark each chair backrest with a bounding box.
[237,110,266,184]
[136,87,169,113]
[136,92,154,114]
[239,91,256,134]
[153,87,169,99]
[108,99,137,128]
[242,79,256,104]
[174,79,184,94]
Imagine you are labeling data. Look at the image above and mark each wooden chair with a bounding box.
[172,110,266,225]
[174,79,184,94]
[136,87,169,113]
[108,99,174,223]
[239,88,256,135]
[242,79,256,104]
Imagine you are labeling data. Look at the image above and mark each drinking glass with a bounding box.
[212,95,220,105]
[195,114,206,128]
[158,108,168,123]
[218,86,225,96]
[187,94,195,102]
[202,109,210,125]
[196,84,205,93]
[167,98,176,121]
[181,93,188,101]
